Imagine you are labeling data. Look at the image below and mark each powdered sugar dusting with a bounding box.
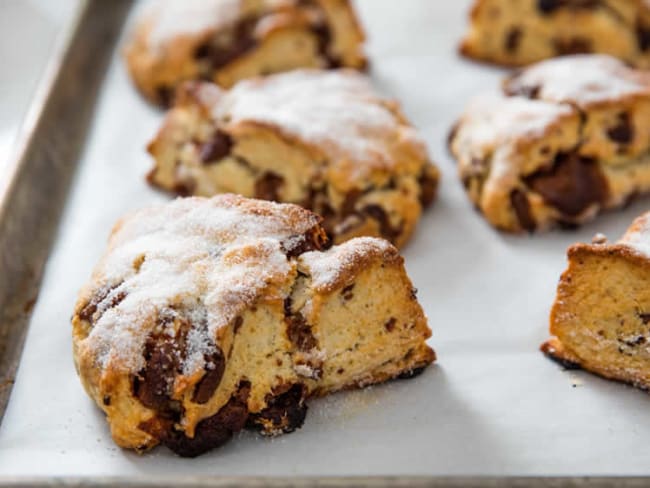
[506,55,650,107]
[213,70,427,179]
[78,195,320,376]
[144,0,244,49]
[621,211,650,258]
[455,93,572,149]
[299,237,395,291]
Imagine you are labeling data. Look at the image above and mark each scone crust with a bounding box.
[124,0,366,106]
[449,55,650,232]
[147,70,439,248]
[72,195,434,456]
[460,0,650,68]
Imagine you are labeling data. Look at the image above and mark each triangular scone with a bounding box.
[72,195,434,457]
[460,0,650,68]
[543,211,650,390]
[124,0,366,106]
[146,69,439,249]
[449,55,650,233]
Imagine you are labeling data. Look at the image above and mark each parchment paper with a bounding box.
[1,0,650,477]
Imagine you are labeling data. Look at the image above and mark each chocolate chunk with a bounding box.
[150,381,251,457]
[537,0,563,13]
[199,130,233,163]
[233,316,243,334]
[103,396,111,406]
[341,189,363,216]
[192,348,226,404]
[194,18,258,70]
[540,342,581,370]
[524,152,608,217]
[284,297,318,352]
[510,189,536,232]
[418,169,438,207]
[254,172,284,201]
[384,317,397,332]
[247,384,307,435]
[606,113,634,145]
[156,86,173,108]
[505,81,541,100]
[553,37,592,55]
[173,180,196,197]
[310,21,341,68]
[78,283,126,323]
[397,366,426,380]
[341,284,355,301]
[363,204,403,244]
[505,27,522,53]
[537,0,599,14]
[281,227,328,258]
[637,23,650,51]
[639,312,650,324]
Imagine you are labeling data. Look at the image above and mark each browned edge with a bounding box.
[0,0,133,424]
[2,476,650,487]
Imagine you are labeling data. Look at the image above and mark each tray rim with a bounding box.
[0,1,649,485]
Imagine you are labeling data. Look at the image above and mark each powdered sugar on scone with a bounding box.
[213,70,429,179]
[505,55,650,108]
[620,211,650,257]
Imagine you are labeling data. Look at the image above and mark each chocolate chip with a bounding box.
[363,204,403,244]
[341,189,363,216]
[199,130,232,163]
[418,168,438,207]
[192,348,226,404]
[173,180,196,197]
[341,284,354,301]
[540,342,582,370]
[505,82,541,100]
[254,172,284,201]
[397,367,426,380]
[538,0,599,14]
[233,316,243,334]
[524,152,608,217]
[156,86,173,107]
[505,27,522,53]
[281,227,328,258]
[553,37,592,55]
[639,312,650,324]
[384,317,397,332]
[194,17,258,70]
[103,396,111,406]
[284,297,318,352]
[637,23,650,51]
[606,113,634,145]
[311,21,341,68]
[78,283,126,323]
[247,384,307,435]
[510,189,536,232]
[146,381,251,457]
[537,0,563,13]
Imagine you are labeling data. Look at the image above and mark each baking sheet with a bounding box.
[1,0,650,478]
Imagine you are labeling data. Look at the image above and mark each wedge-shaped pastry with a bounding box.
[124,0,366,106]
[72,195,435,457]
[460,0,650,68]
[542,212,650,390]
[147,69,439,248]
[449,54,650,232]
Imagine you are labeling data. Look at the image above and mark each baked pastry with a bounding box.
[542,211,650,390]
[460,0,650,68]
[147,69,439,248]
[124,0,366,106]
[72,195,435,457]
[449,54,650,233]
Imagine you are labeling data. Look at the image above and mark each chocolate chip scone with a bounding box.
[124,0,366,106]
[449,54,650,233]
[542,212,650,390]
[147,69,439,248]
[460,0,650,68]
[72,195,435,457]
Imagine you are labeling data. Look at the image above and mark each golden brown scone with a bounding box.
[542,211,650,390]
[449,54,650,233]
[72,195,435,457]
[124,0,366,106]
[147,69,439,248]
[460,0,650,68]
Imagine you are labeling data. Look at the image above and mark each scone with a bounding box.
[542,211,650,390]
[449,54,650,233]
[124,0,366,106]
[147,69,439,248]
[460,0,650,68]
[72,195,435,457]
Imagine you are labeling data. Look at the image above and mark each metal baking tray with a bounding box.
[2,0,650,486]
